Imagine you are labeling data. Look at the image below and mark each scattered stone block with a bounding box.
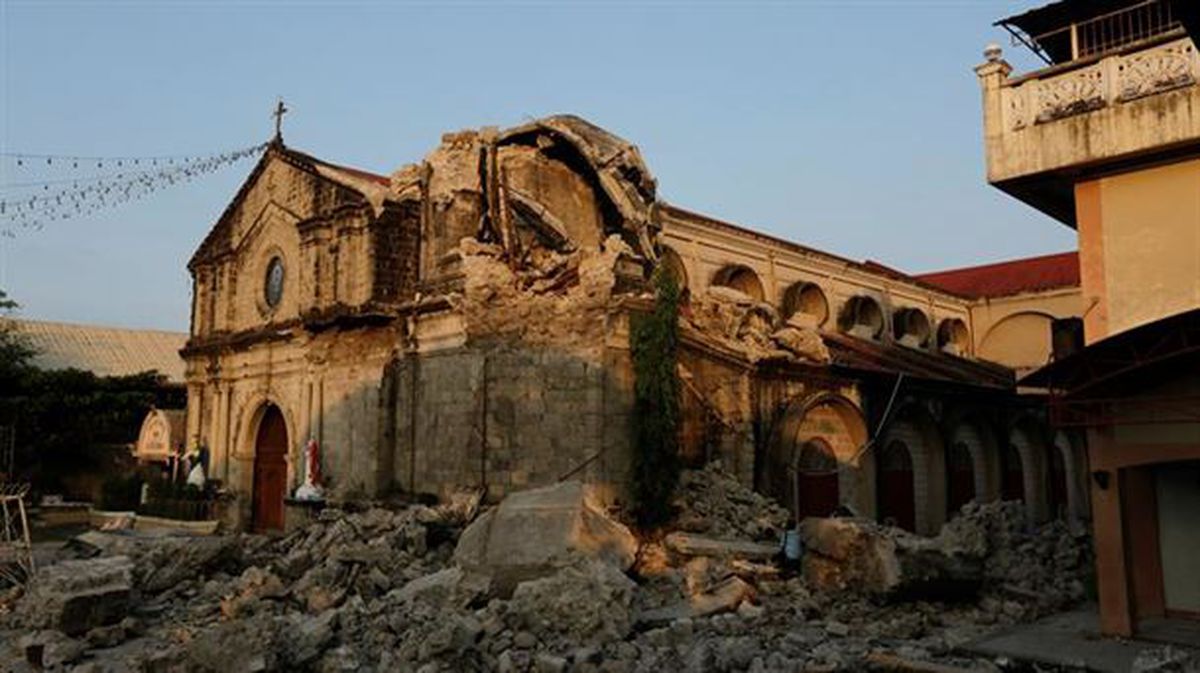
[454,481,637,593]
[664,532,779,561]
[638,575,755,626]
[19,555,133,636]
[801,517,981,601]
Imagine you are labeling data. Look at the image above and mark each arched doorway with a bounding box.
[946,441,976,517]
[1053,431,1087,523]
[766,394,873,520]
[252,404,288,532]
[1047,443,1069,519]
[1000,443,1025,503]
[795,439,839,519]
[878,440,915,531]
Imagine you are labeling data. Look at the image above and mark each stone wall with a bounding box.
[660,208,977,358]
[186,323,401,527]
[390,341,635,503]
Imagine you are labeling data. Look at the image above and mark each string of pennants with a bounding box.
[0,143,268,238]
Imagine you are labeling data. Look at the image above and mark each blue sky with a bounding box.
[0,0,1074,331]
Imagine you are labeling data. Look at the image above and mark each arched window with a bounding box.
[838,296,885,339]
[893,307,932,348]
[937,318,970,355]
[712,265,765,302]
[264,256,285,310]
[781,282,829,327]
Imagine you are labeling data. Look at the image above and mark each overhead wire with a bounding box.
[0,142,267,236]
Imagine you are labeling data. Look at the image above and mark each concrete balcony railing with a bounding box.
[977,33,1200,214]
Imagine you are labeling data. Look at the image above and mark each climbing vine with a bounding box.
[630,267,682,528]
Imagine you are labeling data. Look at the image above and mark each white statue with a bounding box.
[186,444,208,489]
[294,438,324,501]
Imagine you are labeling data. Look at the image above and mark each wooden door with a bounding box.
[252,405,288,532]
[946,441,976,517]
[878,440,915,532]
[796,440,839,519]
[1001,443,1025,503]
[1047,444,1069,519]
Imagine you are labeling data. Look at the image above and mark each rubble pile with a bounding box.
[0,471,1096,672]
[0,502,459,672]
[671,461,790,541]
[686,287,831,365]
[800,517,983,601]
[1133,645,1200,672]
[457,234,633,352]
[938,500,1093,614]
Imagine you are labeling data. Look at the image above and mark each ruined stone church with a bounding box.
[184,116,1086,534]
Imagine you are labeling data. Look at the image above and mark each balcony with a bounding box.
[977,33,1200,225]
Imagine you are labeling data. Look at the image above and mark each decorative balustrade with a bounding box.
[1004,37,1198,131]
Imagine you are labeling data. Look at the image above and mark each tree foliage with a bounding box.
[630,268,682,528]
[0,288,184,495]
[0,289,36,390]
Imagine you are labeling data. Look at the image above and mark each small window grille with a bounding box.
[1035,0,1182,62]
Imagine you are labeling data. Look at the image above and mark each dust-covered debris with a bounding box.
[13,556,133,636]
[1132,645,1200,672]
[456,234,636,353]
[938,500,1093,614]
[662,532,779,562]
[0,467,1097,672]
[801,517,983,601]
[685,287,831,365]
[453,480,637,594]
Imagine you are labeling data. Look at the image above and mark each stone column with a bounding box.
[974,47,1013,182]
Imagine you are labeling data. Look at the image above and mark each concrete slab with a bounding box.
[963,607,1200,672]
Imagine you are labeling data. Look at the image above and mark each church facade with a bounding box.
[183,116,1085,534]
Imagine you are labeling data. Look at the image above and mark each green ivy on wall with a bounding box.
[630,268,682,528]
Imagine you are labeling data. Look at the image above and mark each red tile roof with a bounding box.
[915,251,1080,299]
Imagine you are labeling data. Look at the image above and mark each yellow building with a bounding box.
[979,0,1200,636]
[184,116,1086,538]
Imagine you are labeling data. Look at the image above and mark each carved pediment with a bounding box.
[189,145,383,271]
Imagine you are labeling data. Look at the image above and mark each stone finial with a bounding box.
[984,43,1003,63]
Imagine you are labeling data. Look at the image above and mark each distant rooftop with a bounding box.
[916,251,1080,299]
[8,319,187,384]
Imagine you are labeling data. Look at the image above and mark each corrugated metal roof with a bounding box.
[824,332,1015,389]
[915,251,1079,299]
[10,319,187,384]
[1022,307,1200,393]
